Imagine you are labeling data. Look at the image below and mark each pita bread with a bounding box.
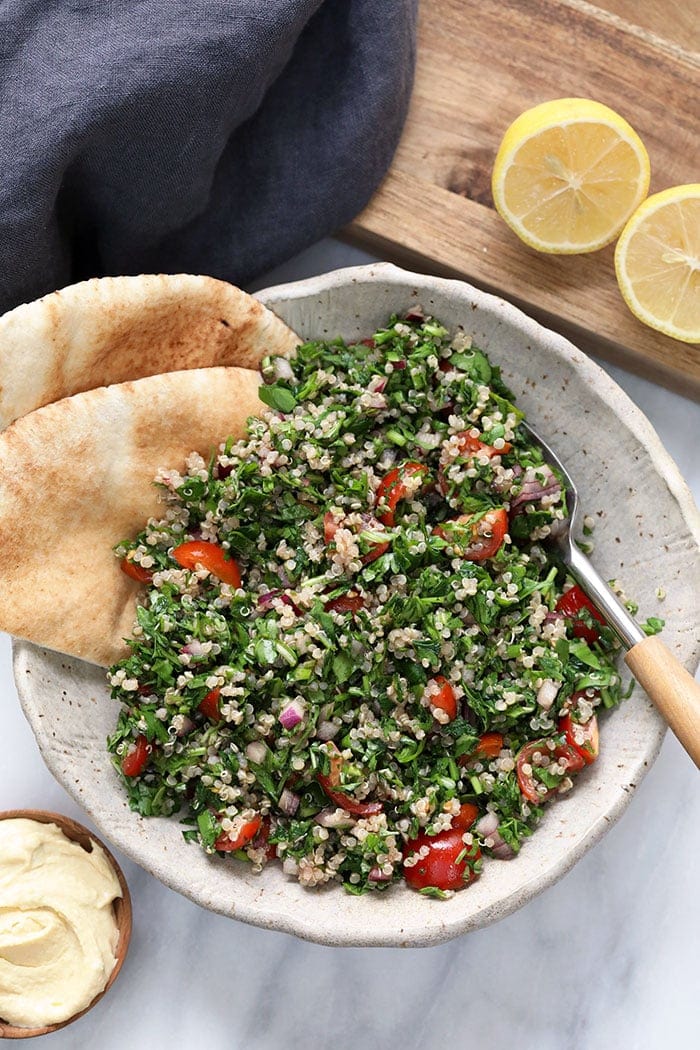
[0,367,265,667]
[0,274,299,429]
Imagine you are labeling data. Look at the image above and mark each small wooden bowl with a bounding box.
[0,809,132,1039]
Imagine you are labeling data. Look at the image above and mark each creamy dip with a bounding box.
[0,818,121,1028]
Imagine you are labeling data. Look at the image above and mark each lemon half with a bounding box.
[614,185,700,344]
[492,98,651,254]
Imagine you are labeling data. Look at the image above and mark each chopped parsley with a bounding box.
[107,310,634,896]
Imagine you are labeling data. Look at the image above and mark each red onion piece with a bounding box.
[476,811,515,858]
[281,594,302,615]
[368,375,387,394]
[279,787,300,816]
[513,481,561,508]
[257,589,280,607]
[257,591,301,616]
[245,741,268,764]
[180,639,208,657]
[392,359,407,370]
[492,462,522,494]
[176,716,195,737]
[405,306,425,322]
[368,866,393,882]
[492,842,515,860]
[475,812,499,838]
[317,720,340,741]
[270,356,295,382]
[537,679,560,710]
[279,701,304,730]
[510,465,561,512]
[282,856,299,876]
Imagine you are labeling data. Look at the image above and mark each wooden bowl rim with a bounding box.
[0,809,132,1039]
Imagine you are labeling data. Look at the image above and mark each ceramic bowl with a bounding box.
[13,264,700,947]
[0,809,131,1037]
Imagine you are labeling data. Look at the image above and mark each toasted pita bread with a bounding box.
[0,274,298,429]
[0,367,265,666]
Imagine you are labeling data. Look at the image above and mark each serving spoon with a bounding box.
[522,420,700,768]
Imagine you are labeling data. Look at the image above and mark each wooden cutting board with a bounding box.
[345,0,700,399]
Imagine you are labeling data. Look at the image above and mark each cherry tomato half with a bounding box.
[121,734,151,777]
[324,592,365,614]
[516,738,585,804]
[555,585,605,644]
[317,776,383,816]
[476,732,504,759]
[457,732,505,767]
[323,512,339,544]
[438,433,512,494]
[360,539,390,566]
[403,816,481,892]
[559,713,599,765]
[561,687,602,713]
[317,744,383,816]
[120,558,153,584]
[376,462,429,526]
[323,512,389,565]
[428,674,457,721]
[434,507,508,561]
[199,687,222,722]
[461,432,512,457]
[214,815,262,852]
[452,802,479,830]
[172,541,242,588]
[323,744,344,786]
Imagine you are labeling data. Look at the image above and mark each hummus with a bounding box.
[0,818,121,1028]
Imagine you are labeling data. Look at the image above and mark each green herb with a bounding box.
[197,810,219,849]
[258,383,297,413]
[106,308,639,898]
[642,616,665,636]
[419,886,452,900]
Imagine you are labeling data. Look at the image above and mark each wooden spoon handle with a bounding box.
[625,635,700,768]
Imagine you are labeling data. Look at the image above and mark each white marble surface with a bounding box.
[2,240,699,1049]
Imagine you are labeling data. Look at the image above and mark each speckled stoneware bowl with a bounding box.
[13,264,700,947]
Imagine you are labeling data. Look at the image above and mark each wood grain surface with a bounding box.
[595,0,699,51]
[345,0,700,397]
[626,636,700,768]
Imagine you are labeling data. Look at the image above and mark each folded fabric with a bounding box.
[0,0,417,312]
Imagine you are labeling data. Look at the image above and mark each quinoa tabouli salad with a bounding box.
[108,310,656,898]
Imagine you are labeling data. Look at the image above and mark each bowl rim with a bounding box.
[12,262,700,948]
[0,809,132,1038]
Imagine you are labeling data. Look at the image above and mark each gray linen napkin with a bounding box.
[0,0,417,311]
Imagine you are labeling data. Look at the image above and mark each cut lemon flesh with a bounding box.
[615,185,700,344]
[492,98,650,253]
